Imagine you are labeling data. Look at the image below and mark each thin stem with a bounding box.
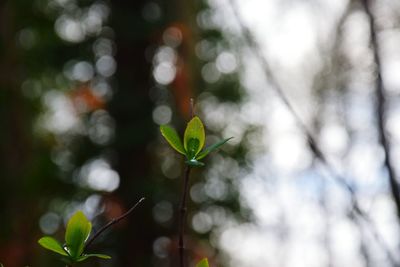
[84,197,145,251]
[361,0,400,220]
[178,166,191,267]
[190,98,195,118]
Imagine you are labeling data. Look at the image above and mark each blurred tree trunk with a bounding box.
[109,1,157,265]
[0,2,35,266]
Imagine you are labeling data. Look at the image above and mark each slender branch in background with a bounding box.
[190,98,195,118]
[227,0,399,265]
[84,197,145,251]
[361,0,400,220]
[226,0,351,191]
[178,166,192,267]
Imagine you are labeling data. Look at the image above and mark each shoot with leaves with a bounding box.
[160,115,232,267]
[38,197,144,266]
[160,116,232,167]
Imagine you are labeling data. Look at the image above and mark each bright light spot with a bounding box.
[40,91,80,134]
[73,61,94,82]
[196,9,217,30]
[347,143,383,186]
[88,110,115,145]
[269,6,316,68]
[192,211,213,233]
[216,51,237,74]
[153,237,171,258]
[152,105,172,125]
[93,38,114,57]
[204,178,228,200]
[39,212,61,235]
[201,62,220,83]
[154,46,177,65]
[153,62,176,85]
[96,55,116,77]
[55,15,85,43]
[320,124,349,154]
[93,80,113,100]
[206,206,228,226]
[84,194,102,215]
[331,219,360,266]
[384,60,400,93]
[83,159,120,192]
[270,133,310,171]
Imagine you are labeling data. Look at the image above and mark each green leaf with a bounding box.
[186,138,200,159]
[160,125,186,155]
[196,137,233,160]
[65,211,92,259]
[76,253,111,262]
[196,258,210,267]
[184,116,205,158]
[38,236,69,256]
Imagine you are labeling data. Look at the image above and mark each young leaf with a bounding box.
[186,138,201,159]
[65,211,92,259]
[160,125,186,155]
[196,137,233,160]
[76,254,111,262]
[184,116,205,157]
[38,236,68,256]
[196,258,210,267]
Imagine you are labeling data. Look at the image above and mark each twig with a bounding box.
[177,99,195,267]
[360,0,400,220]
[190,98,195,118]
[84,197,145,251]
[178,166,191,267]
[227,0,399,265]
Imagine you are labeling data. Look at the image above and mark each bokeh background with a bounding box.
[1,0,400,266]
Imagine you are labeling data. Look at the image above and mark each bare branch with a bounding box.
[360,0,400,219]
[178,166,191,267]
[84,197,145,251]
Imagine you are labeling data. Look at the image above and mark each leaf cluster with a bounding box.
[160,116,232,167]
[38,211,110,265]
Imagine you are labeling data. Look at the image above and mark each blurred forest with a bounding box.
[1,0,400,267]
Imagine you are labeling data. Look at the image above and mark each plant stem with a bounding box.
[178,166,191,267]
[84,197,145,251]
[361,0,400,221]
